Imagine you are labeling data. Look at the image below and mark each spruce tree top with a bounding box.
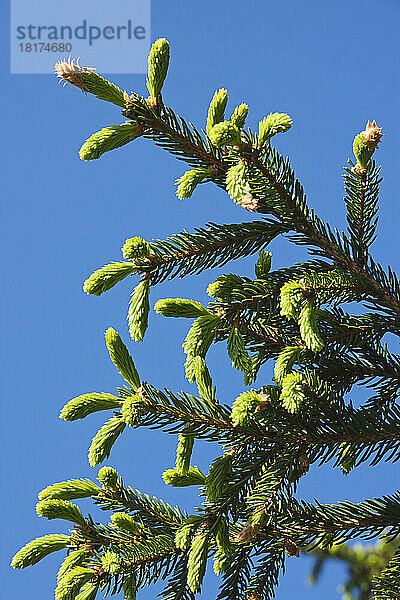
[11,38,400,600]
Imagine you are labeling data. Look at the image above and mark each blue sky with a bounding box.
[2,1,400,598]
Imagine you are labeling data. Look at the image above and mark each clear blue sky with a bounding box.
[2,1,400,598]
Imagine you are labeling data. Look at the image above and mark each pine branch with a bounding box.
[246,542,286,600]
[123,95,227,173]
[16,37,400,600]
[344,160,381,265]
[122,92,400,317]
[143,220,287,285]
[216,546,253,600]
[94,483,186,532]
[278,492,400,546]
[251,147,400,316]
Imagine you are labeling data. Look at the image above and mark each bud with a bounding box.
[236,195,259,211]
[54,58,126,107]
[298,301,324,352]
[97,466,118,488]
[105,328,141,389]
[55,567,94,600]
[175,433,194,474]
[208,121,241,148]
[206,89,228,135]
[250,508,265,526]
[110,512,140,535]
[207,274,243,300]
[79,122,143,161]
[214,547,230,575]
[175,168,211,199]
[36,499,86,527]
[57,550,91,585]
[162,466,205,487]
[227,326,252,373]
[89,417,126,467]
[121,236,151,260]
[225,161,251,202]
[121,394,144,427]
[215,519,231,556]
[11,534,71,569]
[146,38,170,100]
[59,392,122,422]
[155,297,209,318]
[234,522,259,543]
[101,551,122,575]
[230,103,249,129]
[54,57,95,91]
[258,112,292,146]
[128,279,150,342]
[280,372,306,413]
[361,120,384,150]
[205,454,233,502]
[185,355,215,402]
[353,120,383,170]
[187,534,209,592]
[231,390,263,426]
[83,262,136,296]
[280,280,305,320]
[38,478,101,501]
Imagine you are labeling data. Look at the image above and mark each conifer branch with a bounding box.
[14,37,400,600]
[125,92,400,317]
